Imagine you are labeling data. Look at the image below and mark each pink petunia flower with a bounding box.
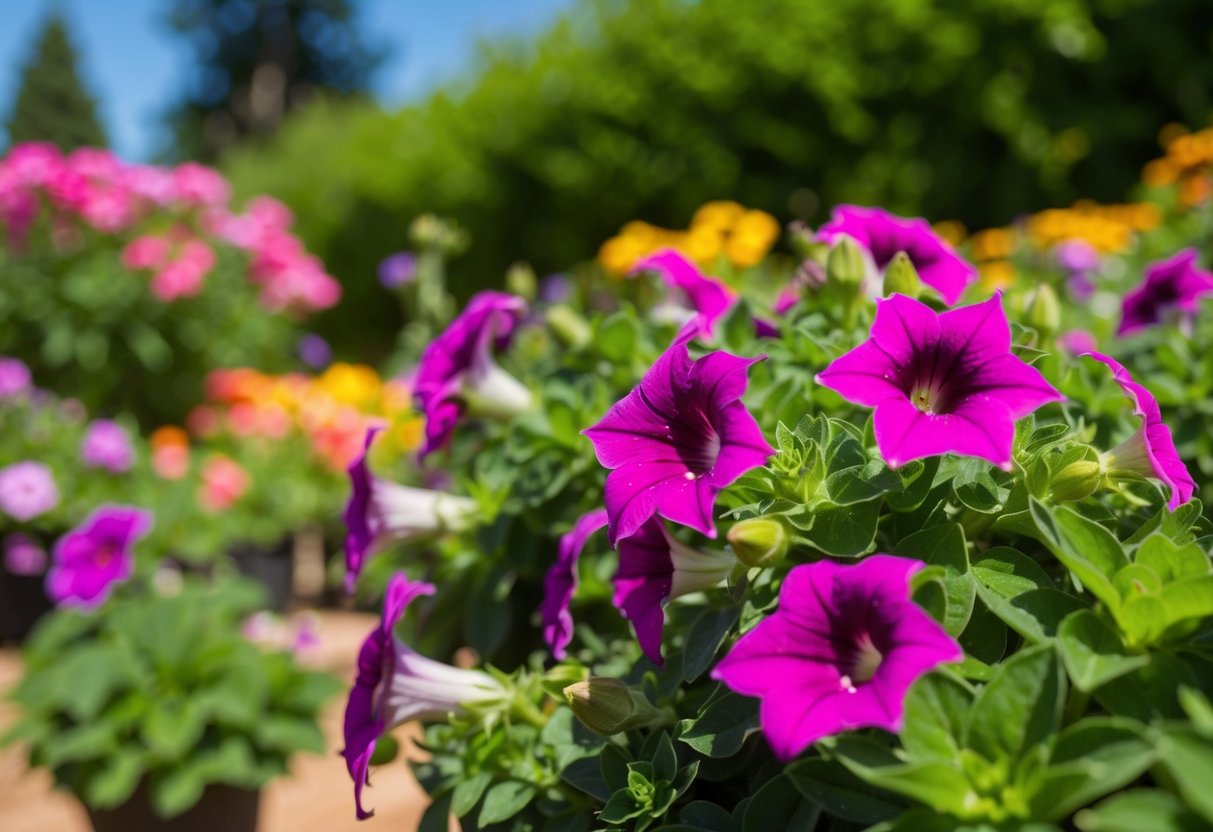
[584,340,774,546]
[816,205,978,305]
[46,505,151,609]
[1086,352,1195,511]
[712,555,963,761]
[816,293,1062,470]
[1119,248,1213,336]
[80,419,136,473]
[3,533,47,576]
[0,461,59,521]
[540,508,609,660]
[631,249,737,341]
[0,356,32,397]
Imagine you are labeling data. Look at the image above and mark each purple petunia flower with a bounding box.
[632,249,737,341]
[1119,248,1213,336]
[712,555,963,761]
[1055,239,1100,275]
[343,427,478,591]
[816,293,1062,470]
[3,533,47,576]
[0,357,32,398]
[297,333,333,369]
[413,291,531,458]
[378,251,417,289]
[80,419,135,473]
[342,571,504,819]
[613,517,736,666]
[45,505,151,609]
[584,340,774,546]
[816,205,978,306]
[0,461,59,521]
[541,508,609,660]
[1086,352,1195,511]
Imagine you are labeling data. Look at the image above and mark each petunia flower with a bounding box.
[3,532,47,576]
[1119,248,1213,336]
[344,427,478,591]
[712,555,963,761]
[46,505,151,609]
[0,356,32,397]
[1086,352,1195,511]
[613,517,737,666]
[0,461,59,521]
[816,205,978,305]
[584,341,774,545]
[541,508,609,660]
[342,571,505,819]
[413,291,531,458]
[816,293,1062,470]
[80,419,135,473]
[632,249,737,340]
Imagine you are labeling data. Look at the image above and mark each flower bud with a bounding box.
[786,220,817,259]
[542,663,590,698]
[563,677,660,736]
[547,304,592,350]
[727,517,790,568]
[883,252,922,299]
[1049,459,1102,503]
[827,234,867,287]
[506,261,537,300]
[1027,284,1061,335]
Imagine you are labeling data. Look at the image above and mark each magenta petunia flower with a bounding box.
[0,461,59,521]
[3,533,47,576]
[712,555,963,761]
[342,571,504,819]
[343,428,478,591]
[613,517,736,666]
[413,291,531,458]
[46,505,151,609]
[541,508,609,660]
[584,341,774,545]
[1119,248,1213,336]
[0,356,32,397]
[816,205,977,305]
[1086,352,1195,511]
[1057,329,1098,356]
[632,249,737,340]
[80,419,135,473]
[816,293,1062,470]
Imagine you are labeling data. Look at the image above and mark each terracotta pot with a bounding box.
[86,782,260,832]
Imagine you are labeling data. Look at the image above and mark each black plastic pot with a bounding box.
[0,567,53,643]
[86,782,260,832]
[230,537,294,612]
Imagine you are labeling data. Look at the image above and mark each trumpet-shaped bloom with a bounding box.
[613,517,736,666]
[344,428,478,590]
[1086,352,1195,511]
[584,341,774,545]
[632,249,737,340]
[817,205,977,305]
[80,420,135,473]
[1119,248,1213,335]
[46,506,150,609]
[342,571,504,819]
[816,293,1062,469]
[413,291,530,458]
[712,555,963,761]
[541,509,609,660]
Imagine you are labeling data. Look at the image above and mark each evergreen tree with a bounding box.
[163,0,385,161]
[4,10,107,152]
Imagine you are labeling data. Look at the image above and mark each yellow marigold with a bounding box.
[724,236,768,269]
[969,228,1014,261]
[683,225,724,263]
[316,362,381,408]
[1179,173,1211,207]
[979,260,1015,291]
[598,235,650,276]
[691,200,746,231]
[1129,202,1161,231]
[932,220,967,247]
[620,220,666,247]
[394,417,425,452]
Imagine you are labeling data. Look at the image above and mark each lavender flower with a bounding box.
[1087,352,1195,511]
[46,506,150,609]
[0,461,59,521]
[413,291,531,458]
[816,205,977,305]
[541,508,609,660]
[632,249,737,340]
[343,427,478,590]
[712,555,963,760]
[80,420,135,473]
[584,341,774,546]
[0,357,32,397]
[1119,248,1213,336]
[377,251,417,289]
[3,533,47,576]
[816,293,1062,470]
[342,571,505,819]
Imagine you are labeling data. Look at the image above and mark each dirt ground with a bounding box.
[0,610,438,832]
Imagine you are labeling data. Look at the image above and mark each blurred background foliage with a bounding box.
[223,0,1213,358]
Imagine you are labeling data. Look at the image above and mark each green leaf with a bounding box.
[971,547,1054,596]
[83,749,144,809]
[561,757,610,801]
[44,722,117,766]
[600,789,646,824]
[828,735,972,814]
[964,644,1063,763]
[1159,575,1213,628]
[418,791,454,832]
[1057,610,1150,692]
[680,800,734,831]
[1028,500,1127,610]
[478,780,537,826]
[452,771,493,817]
[741,774,819,832]
[1029,717,1157,820]
[1075,789,1208,832]
[254,715,325,754]
[786,757,905,825]
[56,645,142,721]
[1157,727,1213,824]
[802,499,879,557]
[900,673,973,763]
[150,762,207,819]
[143,699,207,761]
[677,692,760,758]
[974,583,1085,644]
[682,608,739,683]
[1135,535,1210,582]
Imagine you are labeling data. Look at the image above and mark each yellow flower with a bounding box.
[725,210,780,267]
[394,417,425,452]
[969,228,1014,261]
[683,225,724,263]
[598,235,650,276]
[932,220,968,247]
[691,201,746,231]
[979,260,1015,290]
[316,363,382,408]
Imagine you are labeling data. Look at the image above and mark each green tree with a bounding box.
[4,10,107,152]
[163,0,386,161]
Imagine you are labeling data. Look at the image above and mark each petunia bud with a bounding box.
[727,517,790,568]
[826,234,867,287]
[563,677,661,736]
[1027,284,1061,335]
[506,261,537,300]
[883,252,922,299]
[547,304,592,350]
[786,220,817,259]
[1049,459,1102,503]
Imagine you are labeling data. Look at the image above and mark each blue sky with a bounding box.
[0,0,576,159]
